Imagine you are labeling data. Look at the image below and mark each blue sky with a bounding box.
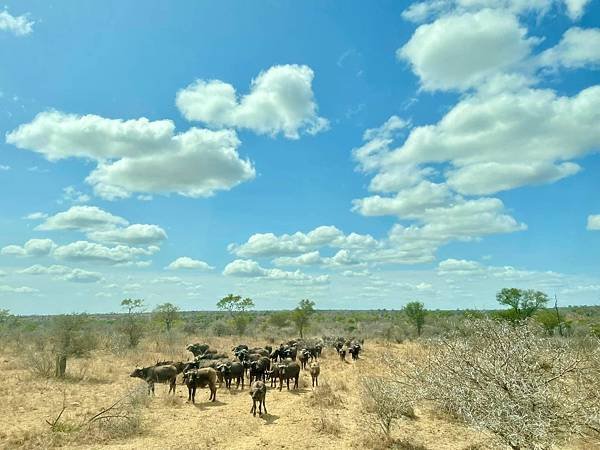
[0,0,599,314]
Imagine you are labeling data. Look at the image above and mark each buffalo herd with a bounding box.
[129,336,363,417]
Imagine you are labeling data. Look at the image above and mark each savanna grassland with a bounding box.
[2,305,600,450]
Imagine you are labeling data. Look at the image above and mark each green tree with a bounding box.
[51,314,96,378]
[535,309,561,335]
[404,301,426,337]
[291,299,315,339]
[496,288,549,322]
[153,302,180,332]
[0,308,11,325]
[119,298,145,347]
[216,294,255,335]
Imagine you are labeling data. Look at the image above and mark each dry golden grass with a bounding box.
[0,336,595,449]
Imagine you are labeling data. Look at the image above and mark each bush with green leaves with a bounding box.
[119,299,145,347]
[216,294,255,335]
[153,302,180,332]
[292,299,315,338]
[496,288,549,322]
[403,301,426,337]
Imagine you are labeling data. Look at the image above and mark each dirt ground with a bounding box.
[0,337,595,450]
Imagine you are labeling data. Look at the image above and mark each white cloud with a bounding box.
[176,64,328,139]
[1,239,56,257]
[342,269,371,277]
[59,186,91,204]
[24,212,48,220]
[6,112,255,200]
[353,181,453,218]
[0,10,34,36]
[0,164,10,171]
[564,0,591,20]
[19,264,102,283]
[437,258,484,275]
[0,285,38,294]
[401,0,557,23]
[36,206,128,232]
[87,224,167,246]
[223,259,329,285]
[229,225,376,258]
[398,9,537,91]
[6,111,175,161]
[273,249,364,268]
[380,86,600,196]
[53,241,157,265]
[587,215,600,231]
[538,27,600,70]
[273,251,323,267]
[166,256,214,271]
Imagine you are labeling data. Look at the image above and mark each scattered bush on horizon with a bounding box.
[495,288,549,322]
[403,301,427,337]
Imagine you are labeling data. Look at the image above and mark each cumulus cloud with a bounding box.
[401,0,568,23]
[223,259,329,284]
[87,224,167,246]
[166,256,214,271]
[32,206,168,247]
[53,241,158,265]
[23,212,48,220]
[353,181,454,218]
[359,86,600,198]
[1,239,56,257]
[0,284,38,294]
[229,225,376,258]
[538,27,600,70]
[176,65,328,139]
[398,9,537,91]
[564,0,591,20]
[6,112,255,200]
[273,249,364,268]
[19,264,102,283]
[59,186,91,205]
[0,10,34,36]
[437,258,484,275]
[587,215,600,231]
[37,206,128,232]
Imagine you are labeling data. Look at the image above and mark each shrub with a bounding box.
[361,376,416,438]
[385,319,600,450]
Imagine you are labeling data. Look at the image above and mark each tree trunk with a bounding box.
[55,354,67,378]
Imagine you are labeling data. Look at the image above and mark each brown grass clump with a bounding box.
[306,380,344,409]
[312,413,343,437]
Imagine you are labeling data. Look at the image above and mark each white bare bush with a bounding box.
[361,376,416,438]
[383,319,600,450]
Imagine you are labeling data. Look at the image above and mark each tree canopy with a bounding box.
[292,299,315,338]
[496,288,549,322]
[404,301,426,337]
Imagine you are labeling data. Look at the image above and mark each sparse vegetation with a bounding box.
[292,299,315,338]
[153,302,180,332]
[403,301,427,337]
[3,301,600,449]
[50,314,97,378]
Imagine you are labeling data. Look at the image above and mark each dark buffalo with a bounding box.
[130,364,177,395]
[249,381,267,417]
[183,367,218,403]
[278,361,300,391]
